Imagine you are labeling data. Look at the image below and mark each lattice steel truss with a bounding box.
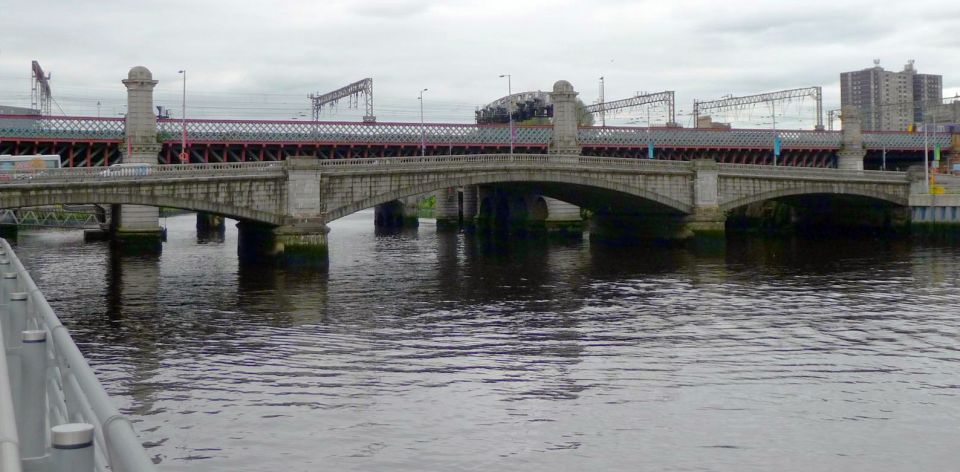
[694,87,823,130]
[0,115,952,152]
[310,78,375,122]
[30,61,52,116]
[583,91,676,125]
[0,208,105,229]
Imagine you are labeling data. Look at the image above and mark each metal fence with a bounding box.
[0,114,951,151]
[0,239,156,472]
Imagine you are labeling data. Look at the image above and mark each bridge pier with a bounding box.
[114,66,164,253]
[197,211,226,242]
[237,220,329,267]
[112,204,164,253]
[686,158,726,239]
[473,186,583,236]
[462,186,478,230]
[837,105,865,171]
[434,187,460,230]
[374,197,420,228]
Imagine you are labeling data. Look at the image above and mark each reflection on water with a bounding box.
[11,211,960,471]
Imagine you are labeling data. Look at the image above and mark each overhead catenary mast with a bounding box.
[583,91,676,126]
[309,78,375,122]
[693,86,824,130]
[31,61,52,115]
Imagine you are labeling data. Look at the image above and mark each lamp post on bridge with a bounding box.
[499,74,513,155]
[419,88,428,157]
[924,119,930,193]
[177,70,188,163]
[771,100,779,166]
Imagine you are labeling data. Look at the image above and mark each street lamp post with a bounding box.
[177,70,187,163]
[772,100,778,166]
[499,74,513,155]
[419,88,428,156]
[924,120,930,193]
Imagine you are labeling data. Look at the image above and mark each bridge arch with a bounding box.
[324,171,693,222]
[0,192,284,226]
[720,185,908,213]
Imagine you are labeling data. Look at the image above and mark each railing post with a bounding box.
[5,292,28,412]
[19,330,47,463]
[51,424,94,472]
[0,272,13,333]
[0,260,14,311]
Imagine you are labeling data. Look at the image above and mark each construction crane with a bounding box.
[309,78,375,122]
[693,86,823,130]
[583,91,676,126]
[31,61,52,116]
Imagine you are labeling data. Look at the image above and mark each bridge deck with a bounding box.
[0,115,951,151]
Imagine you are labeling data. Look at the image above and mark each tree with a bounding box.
[576,99,595,126]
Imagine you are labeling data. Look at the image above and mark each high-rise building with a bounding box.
[840,60,942,131]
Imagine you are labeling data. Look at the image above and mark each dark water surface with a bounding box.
[11,211,960,471]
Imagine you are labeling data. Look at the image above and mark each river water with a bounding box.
[11,211,960,471]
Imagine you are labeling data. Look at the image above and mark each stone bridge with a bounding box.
[0,154,913,264]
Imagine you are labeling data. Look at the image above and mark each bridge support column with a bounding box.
[462,186,478,230]
[525,196,584,236]
[375,197,419,228]
[434,187,460,230]
[114,66,163,253]
[548,80,581,155]
[197,212,226,234]
[476,186,495,230]
[237,156,331,267]
[685,158,726,239]
[837,105,865,171]
[237,220,329,267]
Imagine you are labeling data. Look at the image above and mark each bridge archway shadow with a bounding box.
[725,193,909,236]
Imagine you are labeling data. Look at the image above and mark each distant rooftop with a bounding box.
[0,105,40,116]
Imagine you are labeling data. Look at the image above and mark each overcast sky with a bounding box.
[1,0,959,128]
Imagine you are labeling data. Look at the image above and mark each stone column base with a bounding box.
[434,188,460,231]
[238,220,329,268]
[683,207,726,239]
[375,200,420,228]
[197,212,226,232]
[112,229,164,254]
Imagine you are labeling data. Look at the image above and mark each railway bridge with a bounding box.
[0,67,948,265]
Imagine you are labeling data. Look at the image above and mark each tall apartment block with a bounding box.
[840,60,942,131]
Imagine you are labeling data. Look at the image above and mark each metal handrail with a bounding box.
[0,318,21,472]
[0,239,156,472]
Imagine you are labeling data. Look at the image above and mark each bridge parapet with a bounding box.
[0,161,284,185]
